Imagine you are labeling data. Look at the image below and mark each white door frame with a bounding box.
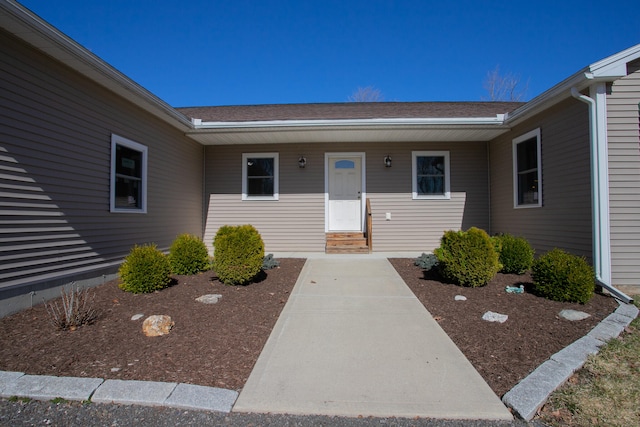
[324,152,366,232]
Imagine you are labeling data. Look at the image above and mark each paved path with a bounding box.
[234,258,513,420]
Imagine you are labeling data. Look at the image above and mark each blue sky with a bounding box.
[18,0,639,107]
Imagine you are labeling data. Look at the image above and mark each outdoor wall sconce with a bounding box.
[384,155,392,168]
[298,156,307,168]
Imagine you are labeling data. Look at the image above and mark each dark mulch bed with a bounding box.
[0,258,618,398]
[0,259,305,391]
[388,258,619,397]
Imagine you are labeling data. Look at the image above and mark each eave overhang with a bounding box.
[186,116,511,145]
[507,43,640,127]
[0,0,193,131]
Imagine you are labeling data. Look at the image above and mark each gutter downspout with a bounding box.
[571,86,633,303]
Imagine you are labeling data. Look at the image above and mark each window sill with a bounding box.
[242,195,279,201]
[110,208,147,214]
[412,194,451,200]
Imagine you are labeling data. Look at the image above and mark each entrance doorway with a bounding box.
[326,153,365,231]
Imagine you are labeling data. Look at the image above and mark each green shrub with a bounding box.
[118,244,172,293]
[169,233,210,275]
[496,233,534,274]
[213,225,265,285]
[414,253,439,270]
[434,227,500,287]
[531,248,595,303]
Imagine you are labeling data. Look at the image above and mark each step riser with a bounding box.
[325,248,370,254]
[325,232,369,254]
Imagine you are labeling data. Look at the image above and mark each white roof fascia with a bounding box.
[192,115,507,130]
[1,1,193,131]
[590,43,640,78]
[506,43,640,126]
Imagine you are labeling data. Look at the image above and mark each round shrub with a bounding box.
[212,225,265,285]
[169,233,210,275]
[531,248,595,303]
[434,227,500,287]
[118,244,172,293]
[414,253,439,271]
[497,234,534,274]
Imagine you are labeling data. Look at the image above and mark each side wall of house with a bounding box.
[204,141,489,253]
[1,30,203,307]
[490,98,593,258]
[607,59,640,289]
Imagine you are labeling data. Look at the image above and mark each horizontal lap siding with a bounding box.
[366,141,489,251]
[607,60,640,286]
[0,30,203,291]
[204,142,489,253]
[490,99,593,258]
[204,144,327,252]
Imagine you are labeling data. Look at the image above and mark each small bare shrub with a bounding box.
[44,284,99,330]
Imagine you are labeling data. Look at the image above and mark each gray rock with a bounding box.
[196,294,223,304]
[454,295,467,301]
[482,311,508,323]
[131,314,144,321]
[559,309,591,321]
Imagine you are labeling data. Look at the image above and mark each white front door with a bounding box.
[327,155,363,231]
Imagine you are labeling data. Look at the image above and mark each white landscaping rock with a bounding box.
[131,314,144,321]
[454,295,467,301]
[482,311,508,323]
[196,294,223,304]
[559,309,591,321]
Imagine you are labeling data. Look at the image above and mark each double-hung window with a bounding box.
[513,128,542,208]
[242,153,279,200]
[110,134,147,213]
[412,151,450,199]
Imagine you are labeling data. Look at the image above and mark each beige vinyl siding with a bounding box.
[606,59,640,287]
[0,30,203,292]
[204,141,489,253]
[490,99,593,258]
[366,141,489,251]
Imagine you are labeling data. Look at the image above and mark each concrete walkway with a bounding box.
[233,258,513,420]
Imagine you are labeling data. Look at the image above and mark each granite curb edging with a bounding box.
[502,301,639,421]
[0,373,238,413]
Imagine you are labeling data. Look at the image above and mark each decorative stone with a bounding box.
[142,315,174,337]
[482,311,508,323]
[454,295,467,301]
[196,294,223,304]
[559,309,591,321]
[131,314,144,321]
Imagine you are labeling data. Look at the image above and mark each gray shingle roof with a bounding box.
[176,102,524,123]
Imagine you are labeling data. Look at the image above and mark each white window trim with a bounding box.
[110,134,147,213]
[412,151,451,200]
[512,128,542,208]
[242,152,279,201]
